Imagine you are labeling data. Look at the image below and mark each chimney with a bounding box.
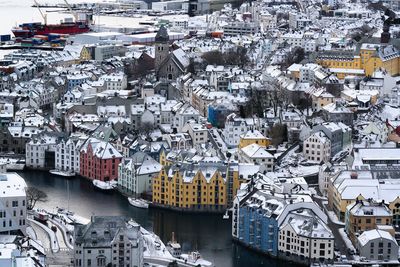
[350,172,358,179]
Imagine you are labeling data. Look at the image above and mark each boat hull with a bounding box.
[12,22,90,38]
[128,197,149,209]
[92,180,116,191]
[49,169,75,177]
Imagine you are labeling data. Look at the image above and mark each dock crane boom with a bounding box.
[33,0,47,25]
[63,0,79,22]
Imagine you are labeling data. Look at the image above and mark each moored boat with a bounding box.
[223,210,229,220]
[92,179,116,190]
[49,169,75,177]
[180,251,213,267]
[167,232,182,258]
[128,197,150,209]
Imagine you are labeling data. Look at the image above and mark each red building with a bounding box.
[80,138,122,181]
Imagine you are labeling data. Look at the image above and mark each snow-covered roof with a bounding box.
[241,143,274,159]
[358,229,396,247]
[0,173,27,198]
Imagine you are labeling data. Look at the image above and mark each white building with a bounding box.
[282,32,304,47]
[26,133,59,169]
[163,133,193,150]
[94,45,126,61]
[152,0,188,11]
[239,143,274,171]
[63,88,83,103]
[299,64,320,83]
[0,173,27,235]
[118,155,162,195]
[303,131,331,163]
[55,137,85,175]
[223,113,254,148]
[318,162,347,197]
[357,229,399,262]
[0,235,46,267]
[223,22,260,36]
[74,216,144,267]
[279,209,334,262]
[99,72,128,91]
[289,12,312,30]
[182,122,208,147]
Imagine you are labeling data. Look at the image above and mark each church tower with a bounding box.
[155,25,169,76]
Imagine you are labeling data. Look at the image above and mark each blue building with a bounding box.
[208,102,237,128]
[66,74,90,90]
[238,203,278,256]
[232,182,329,260]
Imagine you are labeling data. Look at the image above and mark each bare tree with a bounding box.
[26,187,48,210]
[201,50,224,65]
[270,123,288,146]
[138,122,154,140]
[202,47,249,67]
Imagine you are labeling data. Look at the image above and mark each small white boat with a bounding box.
[128,197,150,209]
[167,232,182,258]
[223,210,229,220]
[154,238,161,250]
[50,169,75,177]
[180,251,213,266]
[92,179,115,190]
[57,207,74,216]
[67,213,90,225]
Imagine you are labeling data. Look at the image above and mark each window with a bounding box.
[97,257,106,266]
[87,259,91,266]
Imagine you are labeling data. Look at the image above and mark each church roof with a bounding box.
[155,25,169,43]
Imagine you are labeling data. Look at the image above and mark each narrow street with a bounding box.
[312,195,350,259]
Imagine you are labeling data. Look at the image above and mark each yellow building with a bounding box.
[316,43,400,78]
[345,200,393,244]
[80,46,92,61]
[152,162,253,212]
[238,130,271,149]
[328,171,400,223]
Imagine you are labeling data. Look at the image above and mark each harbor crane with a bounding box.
[33,0,47,24]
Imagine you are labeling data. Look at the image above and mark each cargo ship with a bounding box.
[12,0,91,38]
[12,21,90,38]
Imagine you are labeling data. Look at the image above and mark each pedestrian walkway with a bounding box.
[48,217,74,250]
[28,218,60,253]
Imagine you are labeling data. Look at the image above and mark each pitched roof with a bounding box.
[155,25,169,43]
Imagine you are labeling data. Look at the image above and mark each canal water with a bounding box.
[19,171,297,267]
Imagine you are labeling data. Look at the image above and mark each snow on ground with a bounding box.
[289,165,320,176]
[48,217,74,249]
[28,218,60,253]
[339,228,355,251]
[381,106,400,120]
[314,194,328,200]
[26,225,37,240]
[141,227,174,259]
[327,211,345,226]
[309,187,328,200]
